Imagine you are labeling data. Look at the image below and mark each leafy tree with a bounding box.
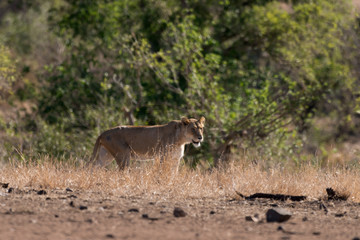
[0,43,17,99]
[1,0,359,165]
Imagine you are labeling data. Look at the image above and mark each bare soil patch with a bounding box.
[1,187,359,240]
[1,161,360,239]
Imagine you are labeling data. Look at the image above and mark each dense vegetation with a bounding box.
[1,0,360,167]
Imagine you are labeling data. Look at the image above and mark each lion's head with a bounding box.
[181,116,205,148]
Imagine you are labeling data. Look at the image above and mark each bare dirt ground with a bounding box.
[1,187,359,240]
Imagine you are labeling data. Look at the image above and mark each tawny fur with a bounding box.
[89,117,205,169]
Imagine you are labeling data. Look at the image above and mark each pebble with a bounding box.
[266,208,292,223]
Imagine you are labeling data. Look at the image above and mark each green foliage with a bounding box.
[211,0,358,152]
[0,0,359,167]
[32,96,126,158]
[0,44,17,99]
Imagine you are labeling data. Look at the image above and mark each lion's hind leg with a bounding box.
[90,134,131,170]
[88,136,101,167]
[94,145,114,167]
[88,135,115,168]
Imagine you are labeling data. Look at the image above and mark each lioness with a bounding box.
[89,117,205,169]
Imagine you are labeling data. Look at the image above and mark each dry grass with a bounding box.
[0,156,359,202]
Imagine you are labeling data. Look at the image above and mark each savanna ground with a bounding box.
[1,158,359,240]
[2,1,360,239]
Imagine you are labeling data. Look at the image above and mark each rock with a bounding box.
[173,207,187,217]
[142,214,159,221]
[8,187,14,193]
[37,190,47,195]
[245,213,260,223]
[105,234,115,238]
[79,205,88,210]
[352,237,360,240]
[276,225,296,235]
[335,212,345,217]
[128,208,139,213]
[69,201,87,210]
[66,188,73,192]
[245,216,258,222]
[209,210,216,215]
[266,208,292,223]
[1,183,9,188]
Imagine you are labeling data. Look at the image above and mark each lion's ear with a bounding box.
[181,117,190,125]
[199,116,206,125]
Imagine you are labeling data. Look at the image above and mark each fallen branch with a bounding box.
[236,191,307,201]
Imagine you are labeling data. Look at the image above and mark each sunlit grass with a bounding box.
[1,155,359,202]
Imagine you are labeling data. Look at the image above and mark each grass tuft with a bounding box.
[0,157,359,202]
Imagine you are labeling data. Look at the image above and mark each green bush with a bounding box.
[0,44,17,99]
[0,0,359,167]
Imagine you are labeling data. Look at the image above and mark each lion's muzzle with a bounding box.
[192,137,203,148]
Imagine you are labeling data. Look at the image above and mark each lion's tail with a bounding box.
[88,136,101,166]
